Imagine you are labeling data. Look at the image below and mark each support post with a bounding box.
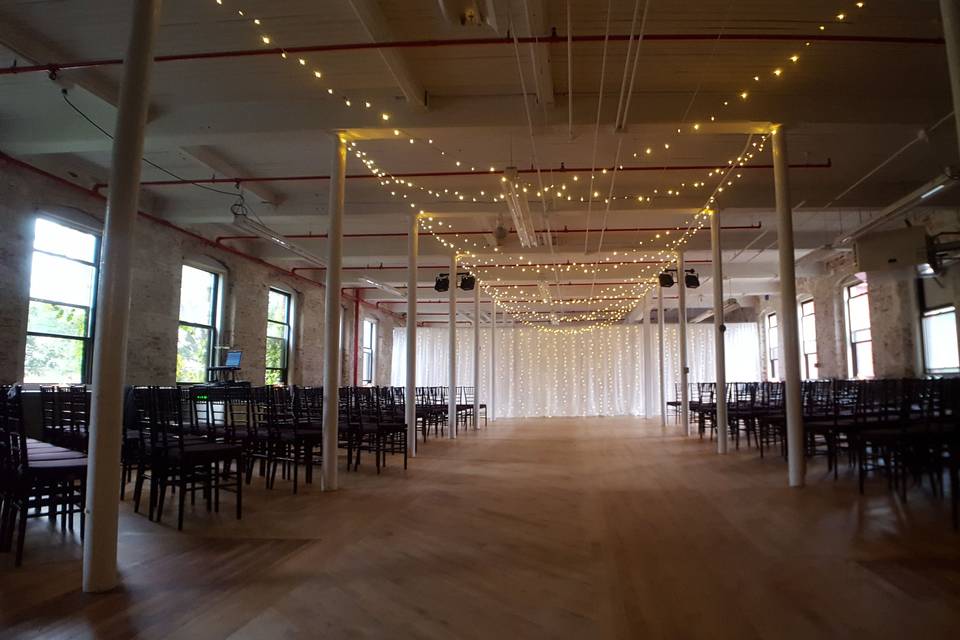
[473,284,480,429]
[940,0,960,159]
[658,283,666,427]
[490,300,497,422]
[772,126,805,488]
[678,251,690,435]
[405,213,418,456]
[711,211,729,454]
[322,134,346,492]
[448,254,458,439]
[82,0,162,594]
[642,293,651,419]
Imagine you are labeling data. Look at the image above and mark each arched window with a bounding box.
[843,279,874,379]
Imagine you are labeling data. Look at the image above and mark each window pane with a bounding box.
[362,352,373,383]
[267,321,287,339]
[854,342,874,379]
[179,265,216,325]
[265,369,284,385]
[768,314,778,328]
[848,295,871,332]
[768,326,779,349]
[266,336,286,368]
[28,300,88,337]
[802,300,815,315]
[268,290,289,323]
[923,309,959,372]
[24,335,84,383]
[177,324,211,382]
[34,218,96,263]
[806,355,819,380]
[30,252,95,306]
[802,315,816,343]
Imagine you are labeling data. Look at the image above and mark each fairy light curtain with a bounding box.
[391,324,761,419]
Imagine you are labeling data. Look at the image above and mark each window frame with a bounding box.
[799,298,819,380]
[843,279,874,379]
[765,312,780,381]
[265,288,293,385]
[917,279,960,375]
[176,264,221,383]
[360,317,377,386]
[24,217,101,385]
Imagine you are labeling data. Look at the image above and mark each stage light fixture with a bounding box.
[684,270,701,289]
[658,272,675,288]
[434,273,450,292]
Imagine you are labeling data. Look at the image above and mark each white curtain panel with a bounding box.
[391,323,761,419]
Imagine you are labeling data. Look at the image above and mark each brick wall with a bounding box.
[0,155,394,387]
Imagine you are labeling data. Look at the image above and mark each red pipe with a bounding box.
[382,296,648,305]
[97,162,830,191]
[0,33,942,77]
[215,222,761,244]
[292,258,710,275]
[0,152,341,295]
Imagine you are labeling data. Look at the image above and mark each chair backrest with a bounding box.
[0,385,27,473]
[134,386,184,452]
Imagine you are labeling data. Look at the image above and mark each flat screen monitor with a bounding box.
[224,350,242,368]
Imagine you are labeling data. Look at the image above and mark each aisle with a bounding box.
[1,418,959,639]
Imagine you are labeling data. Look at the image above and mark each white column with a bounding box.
[641,293,651,419]
[448,254,458,439]
[490,300,497,422]
[83,0,162,594]
[405,213,418,456]
[711,211,729,455]
[940,0,960,158]
[678,252,690,435]
[658,283,666,427]
[322,134,346,491]
[772,126,805,488]
[473,284,480,429]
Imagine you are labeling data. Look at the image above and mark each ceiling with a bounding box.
[0,0,957,324]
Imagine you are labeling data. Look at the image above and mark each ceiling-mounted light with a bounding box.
[232,209,326,268]
[434,273,450,292]
[658,272,675,288]
[684,269,701,289]
[502,166,539,248]
[358,276,403,298]
[458,273,476,291]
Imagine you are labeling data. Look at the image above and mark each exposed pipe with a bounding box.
[98,161,830,191]
[1,33,942,77]
[290,258,711,276]
[215,222,762,244]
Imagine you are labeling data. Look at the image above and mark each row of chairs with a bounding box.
[1,385,88,567]
[683,379,960,529]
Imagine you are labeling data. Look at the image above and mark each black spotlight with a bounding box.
[658,271,675,288]
[684,269,701,289]
[458,273,476,291]
[434,273,450,292]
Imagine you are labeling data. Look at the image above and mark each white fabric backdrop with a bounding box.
[391,323,761,419]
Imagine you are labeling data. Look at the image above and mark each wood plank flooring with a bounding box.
[2,417,960,639]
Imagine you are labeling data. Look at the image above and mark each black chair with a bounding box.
[132,386,242,530]
[0,385,87,566]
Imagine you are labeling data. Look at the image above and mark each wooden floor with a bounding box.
[2,417,960,639]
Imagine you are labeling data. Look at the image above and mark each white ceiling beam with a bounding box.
[0,12,149,119]
[0,93,774,155]
[347,0,428,109]
[523,0,555,107]
[180,146,285,206]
